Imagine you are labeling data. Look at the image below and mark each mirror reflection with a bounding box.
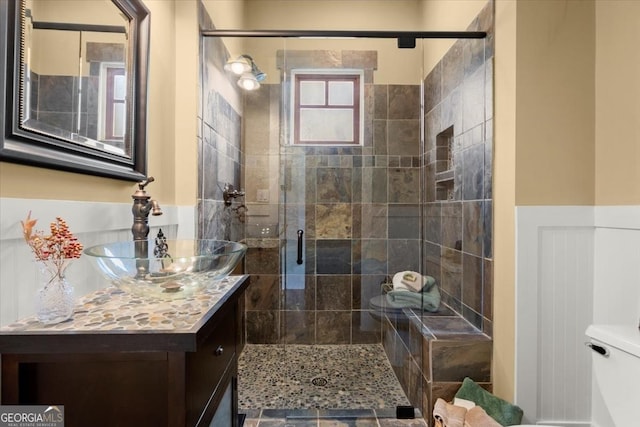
[20,0,130,156]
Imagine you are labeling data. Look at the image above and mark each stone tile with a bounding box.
[462,64,486,133]
[342,50,378,70]
[362,168,388,203]
[316,240,352,274]
[483,259,493,322]
[388,120,421,156]
[431,339,492,382]
[374,120,388,155]
[388,168,420,203]
[424,203,441,244]
[462,304,483,331]
[361,204,388,239]
[283,275,315,310]
[245,246,280,274]
[379,418,428,427]
[318,409,375,419]
[424,62,441,114]
[483,200,493,259]
[462,144,485,201]
[352,310,381,344]
[440,248,462,303]
[388,239,420,274]
[316,311,351,344]
[319,418,378,426]
[246,310,280,344]
[442,39,464,96]
[441,87,462,140]
[462,201,483,257]
[389,204,420,239]
[421,335,432,383]
[317,275,351,310]
[245,274,280,310]
[441,202,462,251]
[316,203,352,239]
[388,85,421,120]
[317,168,352,203]
[462,253,482,314]
[422,316,481,338]
[282,310,316,344]
[374,85,388,120]
[356,239,387,275]
[423,242,441,286]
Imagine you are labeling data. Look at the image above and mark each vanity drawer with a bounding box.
[186,305,237,426]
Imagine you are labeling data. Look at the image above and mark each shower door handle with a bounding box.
[296,229,304,265]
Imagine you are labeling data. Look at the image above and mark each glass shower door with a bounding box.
[276,37,426,412]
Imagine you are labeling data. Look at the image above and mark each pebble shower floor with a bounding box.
[238,344,411,410]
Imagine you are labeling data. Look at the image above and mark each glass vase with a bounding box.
[35,259,75,324]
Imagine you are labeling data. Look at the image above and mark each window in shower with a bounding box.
[291,69,363,145]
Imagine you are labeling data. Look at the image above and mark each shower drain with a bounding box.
[311,377,328,386]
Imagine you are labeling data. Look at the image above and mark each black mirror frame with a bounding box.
[0,0,150,181]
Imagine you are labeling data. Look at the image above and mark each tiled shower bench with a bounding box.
[380,302,492,426]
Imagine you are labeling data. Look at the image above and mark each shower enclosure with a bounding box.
[198,3,492,422]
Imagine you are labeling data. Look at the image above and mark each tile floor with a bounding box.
[238,344,428,425]
[240,409,428,426]
[238,344,409,410]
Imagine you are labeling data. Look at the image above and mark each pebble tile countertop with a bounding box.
[1,275,246,332]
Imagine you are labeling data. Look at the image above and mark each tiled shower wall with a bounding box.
[243,50,424,345]
[422,2,494,334]
[382,3,493,423]
[198,8,245,244]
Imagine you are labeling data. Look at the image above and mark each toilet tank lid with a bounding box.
[586,324,640,358]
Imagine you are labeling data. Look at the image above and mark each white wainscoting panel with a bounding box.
[516,206,594,425]
[0,198,194,326]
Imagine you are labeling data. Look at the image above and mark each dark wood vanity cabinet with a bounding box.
[0,276,249,427]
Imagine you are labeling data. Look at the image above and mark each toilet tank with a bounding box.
[586,325,640,427]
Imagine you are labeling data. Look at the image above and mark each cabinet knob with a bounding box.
[214,345,224,356]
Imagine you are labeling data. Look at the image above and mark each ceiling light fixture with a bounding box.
[224,54,266,90]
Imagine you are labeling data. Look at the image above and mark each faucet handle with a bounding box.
[138,176,155,190]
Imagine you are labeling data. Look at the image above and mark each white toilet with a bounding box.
[585,324,640,427]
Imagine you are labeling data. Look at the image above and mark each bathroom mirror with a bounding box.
[0,0,150,181]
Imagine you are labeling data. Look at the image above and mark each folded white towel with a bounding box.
[392,271,433,292]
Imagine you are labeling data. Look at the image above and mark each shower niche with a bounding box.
[435,126,455,201]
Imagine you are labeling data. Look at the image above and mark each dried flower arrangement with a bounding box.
[21,211,83,279]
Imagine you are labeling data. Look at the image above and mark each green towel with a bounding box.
[454,377,523,426]
[385,285,441,312]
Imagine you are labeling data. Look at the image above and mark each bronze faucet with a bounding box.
[132,177,162,242]
[132,177,162,275]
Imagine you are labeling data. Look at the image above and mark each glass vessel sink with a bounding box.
[84,239,247,300]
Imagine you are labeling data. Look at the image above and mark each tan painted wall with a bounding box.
[201,0,246,58]
[0,0,185,205]
[173,0,198,206]
[492,0,516,402]
[418,0,487,74]
[595,1,640,205]
[28,0,126,76]
[242,0,425,85]
[514,0,595,206]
